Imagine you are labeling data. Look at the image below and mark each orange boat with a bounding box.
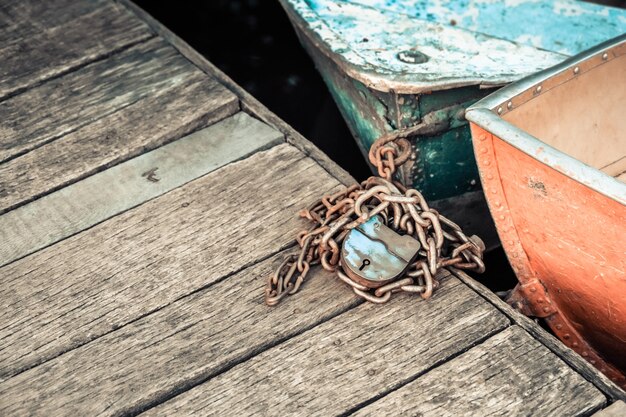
[465,35,626,388]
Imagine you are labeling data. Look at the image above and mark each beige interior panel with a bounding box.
[504,54,625,180]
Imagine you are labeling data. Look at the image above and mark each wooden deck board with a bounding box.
[0,253,360,416]
[354,326,605,417]
[0,144,341,382]
[144,276,509,416]
[0,38,216,163]
[0,0,620,415]
[0,112,283,268]
[0,55,238,214]
[0,0,153,99]
[593,401,626,417]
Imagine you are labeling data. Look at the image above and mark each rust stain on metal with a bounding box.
[527,177,548,197]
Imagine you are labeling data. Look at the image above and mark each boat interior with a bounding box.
[501,45,626,183]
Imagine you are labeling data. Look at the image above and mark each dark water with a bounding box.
[136,0,522,292]
[135,0,371,181]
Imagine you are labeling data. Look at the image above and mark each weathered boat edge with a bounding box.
[466,34,626,205]
[466,35,626,388]
[452,268,626,402]
[469,122,626,388]
[467,109,626,205]
[467,34,626,112]
[278,0,562,94]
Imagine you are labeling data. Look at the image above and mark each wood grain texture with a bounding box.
[593,401,626,417]
[0,0,92,22]
[0,53,238,214]
[0,112,283,267]
[117,0,356,188]
[354,326,605,417]
[0,144,341,382]
[0,0,106,46]
[0,0,119,60]
[0,252,360,417]
[451,269,626,402]
[0,37,214,163]
[0,0,153,99]
[145,275,509,416]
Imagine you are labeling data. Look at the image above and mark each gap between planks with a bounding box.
[592,401,626,417]
[0,112,283,268]
[0,0,154,100]
[115,0,356,189]
[140,275,509,417]
[352,326,605,417]
[0,37,196,164]
[0,50,239,215]
[0,143,344,384]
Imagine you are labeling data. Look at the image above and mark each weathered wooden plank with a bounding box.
[118,0,356,188]
[353,326,605,417]
[0,0,98,42]
[144,276,509,416]
[0,252,359,417]
[0,37,216,163]
[0,57,239,214]
[451,268,626,402]
[0,144,341,382]
[593,401,626,417]
[0,112,283,267]
[0,0,153,98]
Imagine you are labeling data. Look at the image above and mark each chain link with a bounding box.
[265,132,485,306]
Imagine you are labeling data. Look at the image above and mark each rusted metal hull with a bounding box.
[278,0,626,249]
[466,35,626,388]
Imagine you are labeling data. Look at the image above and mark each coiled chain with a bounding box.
[265,132,485,306]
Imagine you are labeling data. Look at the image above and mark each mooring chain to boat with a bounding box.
[265,134,485,306]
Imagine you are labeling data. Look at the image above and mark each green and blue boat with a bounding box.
[278,0,626,246]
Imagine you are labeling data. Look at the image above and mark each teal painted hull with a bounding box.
[317,58,489,201]
[279,0,626,246]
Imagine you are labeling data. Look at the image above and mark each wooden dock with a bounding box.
[0,0,624,415]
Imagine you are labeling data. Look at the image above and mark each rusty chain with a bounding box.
[265,131,485,306]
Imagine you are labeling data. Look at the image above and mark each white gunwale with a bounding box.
[466,34,626,206]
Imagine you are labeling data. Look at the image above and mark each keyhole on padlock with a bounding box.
[359,259,371,271]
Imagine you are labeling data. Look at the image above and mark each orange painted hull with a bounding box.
[471,124,626,386]
[466,35,626,388]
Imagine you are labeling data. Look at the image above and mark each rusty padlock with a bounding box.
[340,216,421,288]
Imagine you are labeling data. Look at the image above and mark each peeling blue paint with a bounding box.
[350,0,626,56]
[289,0,626,92]
[279,0,626,236]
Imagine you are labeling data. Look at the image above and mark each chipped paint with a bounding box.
[278,0,625,249]
[284,0,626,93]
[345,0,626,56]
[466,37,626,386]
